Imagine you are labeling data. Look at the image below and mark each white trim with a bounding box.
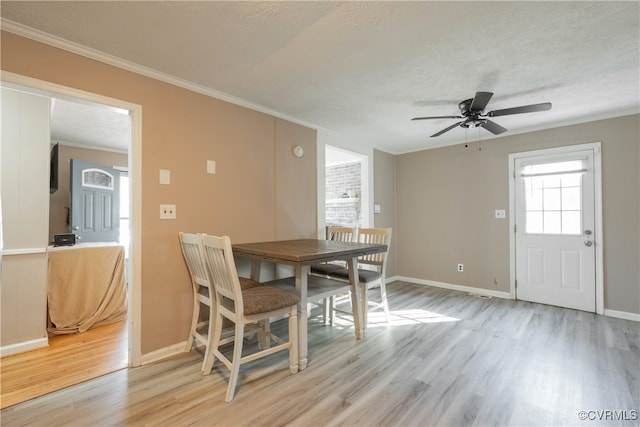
[508,142,604,314]
[1,71,143,368]
[389,277,639,321]
[1,337,48,357]
[2,247,47,256]
[139,342,188,366]
[394,276,513,300]
[603,309,640,322]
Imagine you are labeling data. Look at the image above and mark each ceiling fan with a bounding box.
[412,92,552,137]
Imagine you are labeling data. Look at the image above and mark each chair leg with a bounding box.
[379,278,390,323]
[329,296,336,326]
[258,319,271,349]
[289,307,299,374]
[225,321,245,402]
[204,311,223,375]
[201,301,216,373]
[360,282,368,332]
[186,298,199,353]
[321,298,329,324]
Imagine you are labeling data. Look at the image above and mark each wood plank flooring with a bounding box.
[1,282,638,426]
[0,320,127,409]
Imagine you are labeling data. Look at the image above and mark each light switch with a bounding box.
[374,204,382,214]
[495,209,506,219]
[207,160,216,174]
[159,169,170,185]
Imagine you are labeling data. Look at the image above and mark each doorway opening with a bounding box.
[0,73,142,404]
[324,145,369,231]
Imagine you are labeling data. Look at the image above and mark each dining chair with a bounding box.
[310,226,357,276]
[179,232,217,373]
[179,232,262,374]
[200,234,299,402]
[328,227,393,328]
[309,226,356,323]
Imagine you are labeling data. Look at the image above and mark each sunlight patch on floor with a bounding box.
[330,307,460,328]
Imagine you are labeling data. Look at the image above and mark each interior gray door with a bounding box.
[70,159,120,243]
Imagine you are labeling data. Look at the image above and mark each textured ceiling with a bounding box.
[2,1,639,154]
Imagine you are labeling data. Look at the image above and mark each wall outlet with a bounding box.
[160,204,176,219]
[457,263,464,272]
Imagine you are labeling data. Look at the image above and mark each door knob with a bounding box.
[584,240,593,247]
[72,226,79,230]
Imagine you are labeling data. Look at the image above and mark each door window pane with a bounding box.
[522,161,583,235]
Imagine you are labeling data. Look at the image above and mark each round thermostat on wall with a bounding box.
[292,145,304,158]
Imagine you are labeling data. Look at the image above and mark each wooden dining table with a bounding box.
[232,238,387,370]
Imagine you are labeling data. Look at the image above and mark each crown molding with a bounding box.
[1,19,321,132]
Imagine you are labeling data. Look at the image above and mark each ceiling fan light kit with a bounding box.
[412,91,552,138]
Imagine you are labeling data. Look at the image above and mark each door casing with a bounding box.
[508,142,604,314]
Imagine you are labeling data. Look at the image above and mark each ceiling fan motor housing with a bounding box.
[459,98,474,116]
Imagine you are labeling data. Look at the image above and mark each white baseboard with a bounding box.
[390,276,513,300]
[140,341,188,366]
[1,337,48,357]
[604,309,640,322]
[391,276,640,321]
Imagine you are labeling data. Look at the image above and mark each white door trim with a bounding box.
[508,142,603,314]
[1,71,143,366]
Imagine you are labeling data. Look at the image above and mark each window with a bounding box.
[521,160,585,235]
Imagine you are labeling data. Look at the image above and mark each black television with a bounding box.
[50,143,59,194]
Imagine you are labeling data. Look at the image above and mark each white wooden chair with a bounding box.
[327,227,393,328]
[179,232,217,373]
[200,234,299,402]
[310,226,356,323]
[180,232,262,374]
[353,227,393,326]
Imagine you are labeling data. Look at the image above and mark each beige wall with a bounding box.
[1,32,318,354]
[49,145,128,243]
[373,150,396,277]
[396,114,640,314]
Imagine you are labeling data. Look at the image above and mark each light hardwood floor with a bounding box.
[0,319,127,409]
[1,282,638,426]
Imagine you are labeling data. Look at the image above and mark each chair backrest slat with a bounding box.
[327,226,356,242]
[200,234,243,312]
[179,232,211,291]
[357,227,392,268]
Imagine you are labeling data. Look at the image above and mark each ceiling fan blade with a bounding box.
[487,102,552,117]
[480,119,507,135]
[469,92,493,112]
[412,115,462,121]
[430,121,464,137]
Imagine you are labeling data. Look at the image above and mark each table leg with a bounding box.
[346,257,363,339]
[295,264,310,370]
[250,259,261,281]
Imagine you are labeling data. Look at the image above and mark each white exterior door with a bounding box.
[70,159,120,243]
[513,145,599,312]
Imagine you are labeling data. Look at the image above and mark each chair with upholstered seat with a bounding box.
[179,232,217,373]
[309,226,356,277]
[328,227,393,328]
[309,226,356,323]
[180,232,262,374]
[200,234,299,402]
